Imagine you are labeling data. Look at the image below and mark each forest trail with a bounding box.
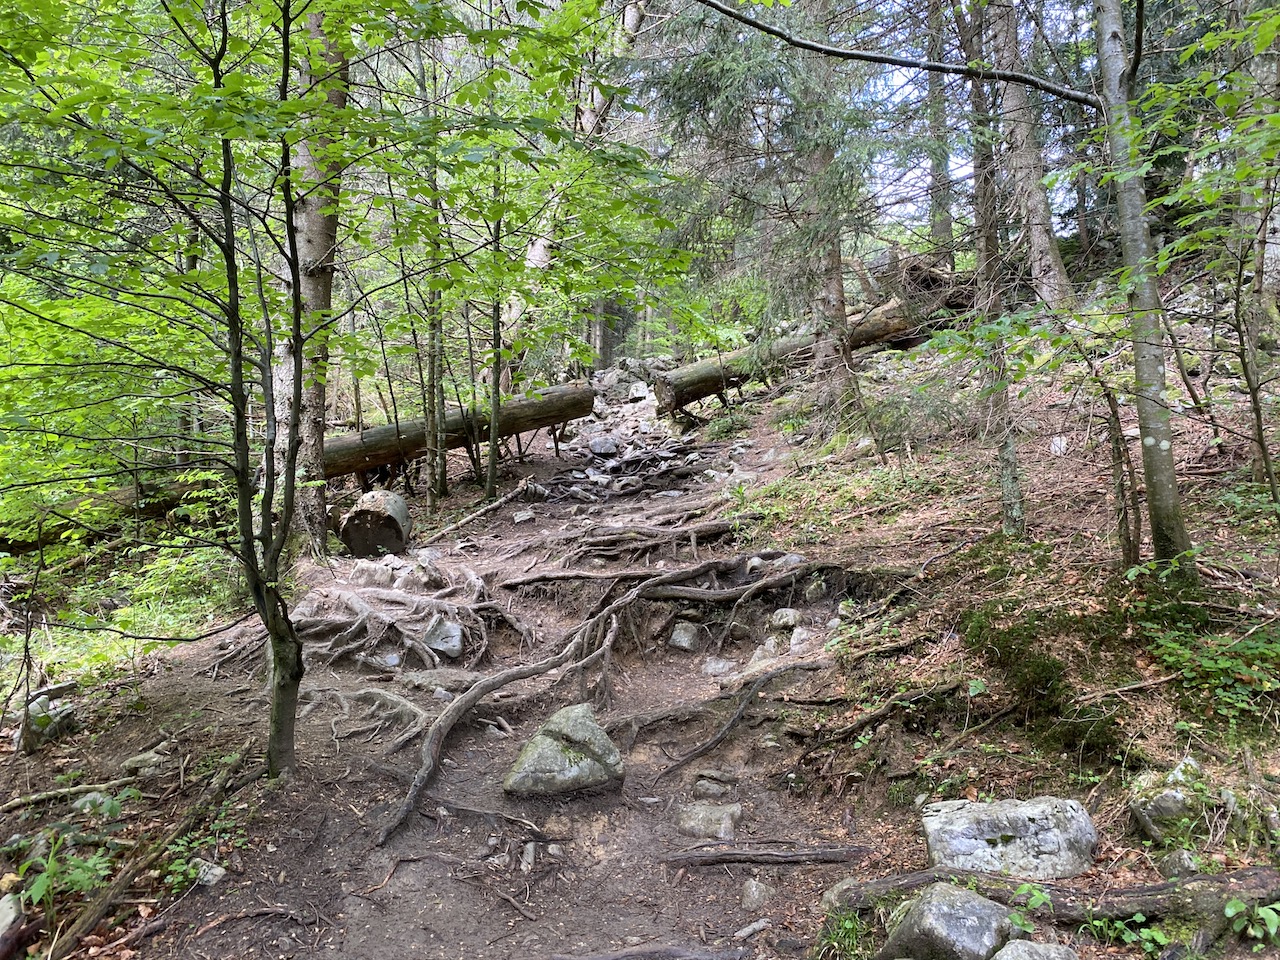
[5,363,1276,960]
[107,379,918,960]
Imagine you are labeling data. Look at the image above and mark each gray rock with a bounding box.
[0,894,22,943]
[741,879,775,911]
[773,554,807,569]
[748,642,777,665]
[874,883,1024,960]
[803,578,827,603]
[121,740,176,778]
[422,620,465,658]
[702,657,738,677]
[991,943,1079,960]
[790,627,815,654]
[669,621,702,652]
[503,704,624,796]
[693,770,736,800]
[1157,848,1200,879]
[18,696,77,753]
[1130,757,1207,843]
[512,509,535,524]
[745,557,767,577]
[627,381,650,402]
[588,436,619,457]
[768,608,802,630]
[921,797,1097,879]
[676,802,743,840]
[402,668,484,692]
[192,857,227,886]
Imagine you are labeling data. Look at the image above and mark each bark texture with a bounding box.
[1096,0,1196,576]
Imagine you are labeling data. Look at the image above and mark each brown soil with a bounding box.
[3,358,1278,960]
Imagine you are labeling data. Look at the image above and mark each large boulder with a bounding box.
[873,883,1024,960]
[921,797,1097,879]
[503,704,624,796]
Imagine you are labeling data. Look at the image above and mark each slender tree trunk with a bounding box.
[1096,0,1197,581]
[274,13,349,555]
[992,0,1071,308]
[927,0,955,265]
[957,1,1025,538]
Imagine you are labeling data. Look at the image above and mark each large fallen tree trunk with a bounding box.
[654,299,947,414]
[324,381,593,478]
[653,336,816,415]
[1,383,594,557]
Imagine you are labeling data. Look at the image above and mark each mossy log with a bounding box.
[653,299,950,414]
[1,383,594,556]
[323,381,594,478]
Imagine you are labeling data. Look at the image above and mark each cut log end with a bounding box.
[339,491,413,557]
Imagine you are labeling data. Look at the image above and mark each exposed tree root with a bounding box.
[555,519,743,566]
[0,776,138,815]
[549,947,747,960]
[653,659,833,785]
[294,557,533,671]
[421,479,529,546]
[800,681,962,763]
[661,845,868,868]
[377,632,592,845]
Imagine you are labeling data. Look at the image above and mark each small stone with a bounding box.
[768,608,802,630]
[1157,848,1200,879]
[790,627,815,654]
[676,802,743,840]
[728,621,751,642]
[702,657,737,677]
[803,579,827,603]
[773,554,807,569]
[741,878,775,911]
[503,703,625,796]
[432,687,454,701]
[512,510,535,524]
[422,621,465,659]
[668,621,702,652]
[748,643,776,665]
[991,943,1080,960]
[873,883,1024,960]
[0,893,22,942]
[693,779,734,800]
[588,436,619,457]
[627,382,649,402]
[191,857,227,886]
[745,557,767,577]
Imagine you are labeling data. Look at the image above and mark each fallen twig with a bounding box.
[661,845,867,868]
[194,905,312,937]
[48,743,259,960]
[653,659,831,785]
[1074,674,1178,707]
[421,478,528,546]
[801,681,962,761]
[0,776,138,815]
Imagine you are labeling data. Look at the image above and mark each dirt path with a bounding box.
[122,391,918,960]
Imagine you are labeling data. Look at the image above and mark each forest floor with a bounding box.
[3,349,1279,960]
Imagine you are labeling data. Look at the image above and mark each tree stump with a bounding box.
[339,491,413,557]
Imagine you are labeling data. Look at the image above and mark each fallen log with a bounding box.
[653,336,816,415]
[662,845,867,868]
[1,383,594,556]
[653,299,950,414]
[824,865,1280,952]
[324,381,594,478]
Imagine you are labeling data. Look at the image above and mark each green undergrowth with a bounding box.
[954,539,1280,751]
[0,545,245,686]
[728,458,961,548]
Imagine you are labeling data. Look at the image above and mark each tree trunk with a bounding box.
[324,381,595,478]
[1095,0,1197,581]
[927,0,955,265]
[957,1,1025,538]
[274,13,349,555]
[992,0,1072,308]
